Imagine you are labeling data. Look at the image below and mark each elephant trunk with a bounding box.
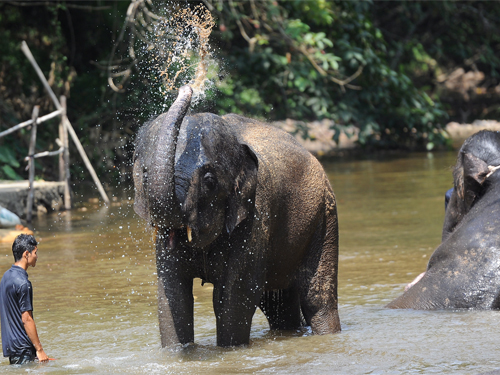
[139,85,193,227]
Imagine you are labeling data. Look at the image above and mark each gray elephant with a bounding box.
[133,86,341,347]
[387,130,500,309]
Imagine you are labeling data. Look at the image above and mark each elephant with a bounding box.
[387,130,500,309]
[133,85,341,347]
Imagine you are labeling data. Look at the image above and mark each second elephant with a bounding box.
[387,130,500,309]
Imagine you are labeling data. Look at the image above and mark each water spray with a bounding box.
[154,4,215,98]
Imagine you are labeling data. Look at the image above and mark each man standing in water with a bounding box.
[0,234,49,364]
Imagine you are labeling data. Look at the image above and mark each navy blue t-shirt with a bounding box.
[0,265,35,357]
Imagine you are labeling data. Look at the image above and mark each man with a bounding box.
[0,234,49,364]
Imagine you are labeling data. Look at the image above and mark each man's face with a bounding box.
[26,247,38,268]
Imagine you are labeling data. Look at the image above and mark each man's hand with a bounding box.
[21,311,49,363]
[36,348,49,362]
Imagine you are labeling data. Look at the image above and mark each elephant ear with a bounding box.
[225,144,258,235]
[455,152,490,211]
[442,188,462,242]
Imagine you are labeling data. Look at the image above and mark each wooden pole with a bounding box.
[62,117,110,204]
[27,106,40,222]
[60,96,71,210]
[21,41,110,205]
[0,109,62,139]
[58,100,65,182]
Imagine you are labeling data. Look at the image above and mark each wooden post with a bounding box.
[0,109,61,139]
[21,41,110,205]
[27,106,40,222]
[58,102,65,182]
[63,117,110,205]
[59,96,71,210]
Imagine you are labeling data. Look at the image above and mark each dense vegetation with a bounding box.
[0,1,499,184]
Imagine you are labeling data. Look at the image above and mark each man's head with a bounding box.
[12,234,38,264]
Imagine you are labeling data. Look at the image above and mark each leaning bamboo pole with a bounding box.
[0,109,62,139]
[21,41,110,205]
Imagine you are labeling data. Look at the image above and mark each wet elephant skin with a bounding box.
[387,130,500,309]
[133,86,340,347]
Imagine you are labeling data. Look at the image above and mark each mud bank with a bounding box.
[0,180,67,219]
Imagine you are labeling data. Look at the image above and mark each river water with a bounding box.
[1,150,499,374]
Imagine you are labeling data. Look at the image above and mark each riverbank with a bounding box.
[445,120,500,147]
[0,180,67,219]
[273,119,500,157]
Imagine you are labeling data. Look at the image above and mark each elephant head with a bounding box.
[133,85,258,248]
[442,130,500,241]
[388,130,500,310]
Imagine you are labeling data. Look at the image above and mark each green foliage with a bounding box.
[0,3,73,181]
[206,0,448,149]
[0,2,129,183]
[372,1,500,124]
[0,147,21,180]
[1,0,499,184]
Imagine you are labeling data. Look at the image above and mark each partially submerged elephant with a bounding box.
[387,130,500,309]
[133,85,340,347]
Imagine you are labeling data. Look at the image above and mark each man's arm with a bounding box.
[21,311,49,362]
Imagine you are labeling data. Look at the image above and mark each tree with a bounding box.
[372,1,500,124]
[110,0,447,149]
[0,1,129,181]
[1,0,499,183]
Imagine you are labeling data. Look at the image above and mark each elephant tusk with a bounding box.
[487,165,500,178]
[187,226,192,242]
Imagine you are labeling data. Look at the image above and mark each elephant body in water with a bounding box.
[387,130,500,309]
[133,86,340,347]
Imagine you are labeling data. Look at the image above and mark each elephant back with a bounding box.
[222,113,332,274]
[221,114,316,170]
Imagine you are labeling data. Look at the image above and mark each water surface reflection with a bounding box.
[1,151,499,374]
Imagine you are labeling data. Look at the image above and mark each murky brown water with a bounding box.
[1,150,499,374]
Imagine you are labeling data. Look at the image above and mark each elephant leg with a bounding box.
[212,277,263,347]
[157,274,194,346]
[259,282,303,330]
[156,231,194,347]
[299,208,341,334]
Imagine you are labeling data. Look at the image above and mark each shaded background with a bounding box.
[0,0,499,188]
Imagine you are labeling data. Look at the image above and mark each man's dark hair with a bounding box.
[12,234,37,262]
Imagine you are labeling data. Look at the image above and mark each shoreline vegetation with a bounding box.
[1,1,499,183]
[0,119,496,241]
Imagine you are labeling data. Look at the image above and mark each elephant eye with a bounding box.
[203,172,217,190]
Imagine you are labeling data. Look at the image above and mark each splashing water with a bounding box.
[147,4,216,101]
